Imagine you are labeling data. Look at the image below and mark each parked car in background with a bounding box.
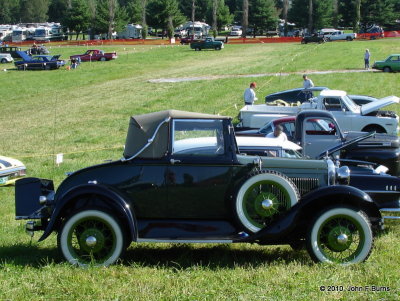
[0,156,26,186]
[321,29,357,41]
[70,49,117,62]
[265,87,378,106]
[14,51,65,70]
[180,35,199,45]
[373,54,400,72]
[0,46,22,58]
[239,90,399,135]
[0,53,13,63]
[301,34,326,44]
[15,110,383,266]
[236,110,400,176]
[190,37,224,51]
[230,28,242,36]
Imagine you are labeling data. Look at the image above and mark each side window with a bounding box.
[323,98,343,111]
[305,118,337,135]
[172,119,225,156]
[281,122,295,138]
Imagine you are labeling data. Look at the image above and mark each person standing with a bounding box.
[243,82,258,105]
[302,74,314,101]
[364,49,371,70]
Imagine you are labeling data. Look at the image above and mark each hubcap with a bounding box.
[86,236,97,247]
[337,233,348,245]
[261,199,273,209]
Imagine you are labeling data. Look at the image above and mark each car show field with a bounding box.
[0,38,399,299]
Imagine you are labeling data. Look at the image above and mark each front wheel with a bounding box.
[235,170,299,233]
[100,57,107,61]
[58,209,125,266]
[1,58,7,63]
[215,46,221,50]
[306,207,373,264]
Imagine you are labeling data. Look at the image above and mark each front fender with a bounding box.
[239,185,380,243]
[39,183,137,242]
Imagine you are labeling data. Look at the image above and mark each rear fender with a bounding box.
[39,183,137,242]
[239,185,380,243]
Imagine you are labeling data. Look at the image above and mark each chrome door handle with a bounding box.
[170,159,181,164]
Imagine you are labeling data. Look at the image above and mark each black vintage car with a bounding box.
[301,34,327,44]
[15,110,383,266]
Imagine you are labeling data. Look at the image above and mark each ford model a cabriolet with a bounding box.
[15,110,383,266]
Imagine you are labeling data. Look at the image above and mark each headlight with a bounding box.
[336,166,350,185]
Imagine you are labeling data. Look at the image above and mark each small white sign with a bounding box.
[56,153,63,166]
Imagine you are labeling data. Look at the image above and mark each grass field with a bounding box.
[1,38,400,300]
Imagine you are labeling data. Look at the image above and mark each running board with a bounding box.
[137,238,233,243]
[380,208,400,220]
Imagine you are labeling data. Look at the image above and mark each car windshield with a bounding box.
[341,95,359,112]
[259,122,273,134]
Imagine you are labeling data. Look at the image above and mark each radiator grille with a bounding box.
[290,178,320,196]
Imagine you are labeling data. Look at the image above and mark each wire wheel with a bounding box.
[58,209,124,266]
[306,207,373,264]
[235,171,299,233]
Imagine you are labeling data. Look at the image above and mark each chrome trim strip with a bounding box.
[0,166,26,177]
[383,216,400,220]
[137,238,233,243]
[365,191,400,194]
[122,117,171,161]
[380,208,400,213]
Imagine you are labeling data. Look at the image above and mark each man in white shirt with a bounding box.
[303,74,314,89]
[243,82,258,105]
[302,74,314,101]
[266,125,288,142]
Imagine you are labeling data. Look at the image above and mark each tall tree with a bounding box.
[242,0,248,37]
[63,0,90,39]
[307,0,313,32]
[0,0,20,23]
[205,0,233,30]
[19,0,49,22]
[148,0,185,38]
[212,0,218,36]
[332,0,338,28]
[95,0,128,38]
[48,0,69,22]
[354,0,361,32]
[249,0,277,37]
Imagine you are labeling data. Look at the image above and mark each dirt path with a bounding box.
[148,69,375,83]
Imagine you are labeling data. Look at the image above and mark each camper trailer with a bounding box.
[12,26,36,42]
[117,24,142,39]
[34,23,66,42]
[182,21,209,39]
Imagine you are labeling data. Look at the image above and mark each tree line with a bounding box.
[0,0,398,38]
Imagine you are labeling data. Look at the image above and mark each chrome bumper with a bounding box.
[380,208,400,220]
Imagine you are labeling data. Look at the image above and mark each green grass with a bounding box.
[1,39,400,300]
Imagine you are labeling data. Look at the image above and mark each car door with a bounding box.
[389,55,400,71]
[166,119,235,219]
[323,97,352,131]
[302,117,342,158]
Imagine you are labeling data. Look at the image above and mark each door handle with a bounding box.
[170,159,181,164]
[306,142,312,145]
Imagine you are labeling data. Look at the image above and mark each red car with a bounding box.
[70,49,117,62]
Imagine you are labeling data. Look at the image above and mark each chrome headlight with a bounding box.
[336,166,350,185]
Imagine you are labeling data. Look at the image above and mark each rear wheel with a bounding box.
[306,207,373,264]
[58,209,125,266]
[346,36,353,41]
[383,67,391,73]
[100,57,107,61]
[235,170,299,233]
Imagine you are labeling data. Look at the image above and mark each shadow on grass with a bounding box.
[1,243,311,268]
[0,244,61,267]
[122,243,311,269]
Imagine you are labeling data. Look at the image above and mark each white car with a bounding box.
[0,53,13,64]
[0,156,26,186]
[230,28,242,36]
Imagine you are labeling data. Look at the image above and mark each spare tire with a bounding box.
[235,170,299,233]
